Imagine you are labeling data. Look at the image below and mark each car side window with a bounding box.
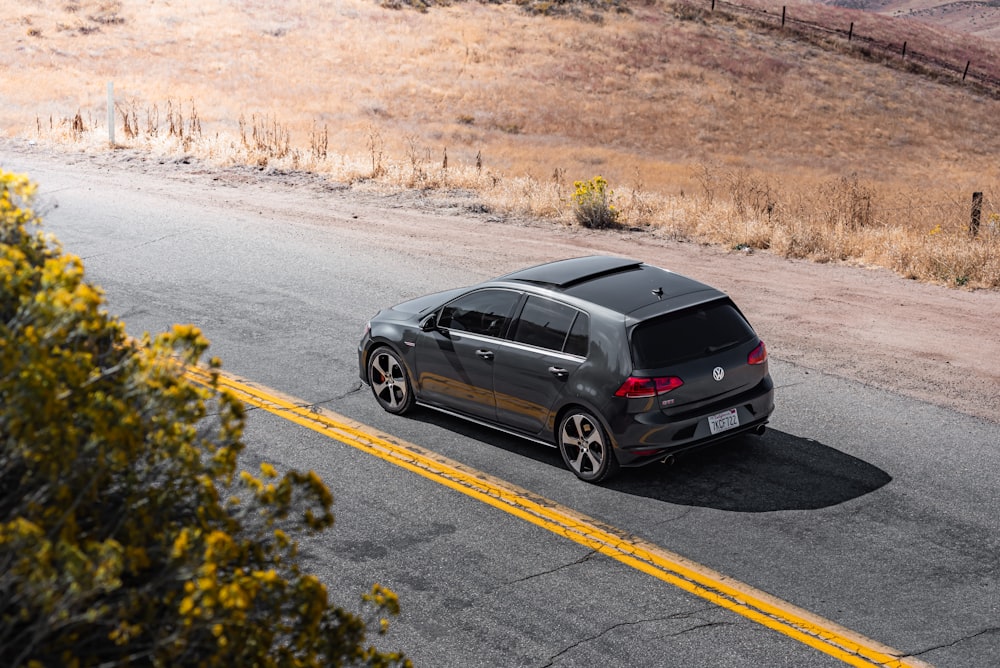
[564,312,589,357]
[511,296,587,355]
[438,289,520,337]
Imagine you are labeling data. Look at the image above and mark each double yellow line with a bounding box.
[186,366,929,668]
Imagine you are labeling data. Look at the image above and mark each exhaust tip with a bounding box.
[753,425,767,436]
[661,454,676,466]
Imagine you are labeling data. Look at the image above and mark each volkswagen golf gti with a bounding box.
[358,256,774,482]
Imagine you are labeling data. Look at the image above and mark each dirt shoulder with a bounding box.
[4,138,998,423]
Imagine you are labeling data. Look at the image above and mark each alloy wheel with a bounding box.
[368,348,414,414]
[558,410,618,482]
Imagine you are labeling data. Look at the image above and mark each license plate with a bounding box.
[708,408,739,435]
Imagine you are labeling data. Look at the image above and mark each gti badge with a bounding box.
[713,366,725,381]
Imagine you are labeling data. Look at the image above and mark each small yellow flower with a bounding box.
[171,530,190,559]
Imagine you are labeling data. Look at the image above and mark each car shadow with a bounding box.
[603,430,892,512]
[409,410,891,512]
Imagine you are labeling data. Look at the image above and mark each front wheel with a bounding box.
[367,347,415,415]
[558,409,619,483]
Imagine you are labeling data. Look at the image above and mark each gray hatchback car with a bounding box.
[358,256,774,482]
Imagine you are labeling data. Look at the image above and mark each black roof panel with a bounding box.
[563,263,720,315]
[495,256,723,317]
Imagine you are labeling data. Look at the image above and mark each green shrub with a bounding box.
[571,175,620,228]
[0,170,409,668]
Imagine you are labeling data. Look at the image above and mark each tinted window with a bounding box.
[631,300,755,368]
[438,289,520,337]
[511,297,581,352]
[564,312,589,357]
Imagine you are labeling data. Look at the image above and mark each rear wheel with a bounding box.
[367,347,414,415]
[558,409,619,483]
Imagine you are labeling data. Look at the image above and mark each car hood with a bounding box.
[383,287,467,318]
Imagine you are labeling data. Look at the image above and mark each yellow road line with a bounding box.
[186,366,930,668]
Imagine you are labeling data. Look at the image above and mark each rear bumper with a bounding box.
[611,376,775,468]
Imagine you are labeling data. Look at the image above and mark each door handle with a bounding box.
[476,349,494,360]
[548,366,568,379]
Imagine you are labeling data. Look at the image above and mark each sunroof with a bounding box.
[499,256,641,288]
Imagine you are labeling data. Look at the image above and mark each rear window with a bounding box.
[631,300,755,368]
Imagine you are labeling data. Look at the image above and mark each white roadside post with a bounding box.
[107,82,115,147]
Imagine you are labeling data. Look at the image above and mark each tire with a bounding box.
[367,347,415,415]
[558,408,619,483]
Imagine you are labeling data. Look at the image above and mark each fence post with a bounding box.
[970,192,983,237]
[963,60,971,80]
[781,6,786,27]
[848,22,853,41]
[107,82,115,147]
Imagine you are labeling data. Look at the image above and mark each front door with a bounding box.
[413,288,522,421]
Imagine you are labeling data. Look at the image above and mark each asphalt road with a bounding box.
[5,147,999,667]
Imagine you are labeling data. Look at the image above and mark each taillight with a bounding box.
[614,376,684,398]
[748,341,767,365]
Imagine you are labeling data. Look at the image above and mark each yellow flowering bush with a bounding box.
[571,175,619,229]
[0,171,408,667]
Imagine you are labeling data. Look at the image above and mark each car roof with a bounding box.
[494,255,725,317]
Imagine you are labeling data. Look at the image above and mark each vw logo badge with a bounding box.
[712,367,725,381]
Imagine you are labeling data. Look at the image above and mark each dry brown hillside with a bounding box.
[817,0,1000,41]
[2,0,999,286]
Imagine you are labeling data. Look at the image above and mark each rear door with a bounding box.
[494,296,589,434]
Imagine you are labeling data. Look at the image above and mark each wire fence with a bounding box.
[692,0,1000,94]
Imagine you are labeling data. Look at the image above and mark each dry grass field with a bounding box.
[2,0,999,287]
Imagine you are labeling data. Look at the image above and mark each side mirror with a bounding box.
[419,314,437,332]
